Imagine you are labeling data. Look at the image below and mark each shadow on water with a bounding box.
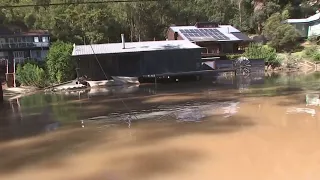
[0,113,253,175]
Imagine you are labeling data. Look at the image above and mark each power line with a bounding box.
[0,0,181,8]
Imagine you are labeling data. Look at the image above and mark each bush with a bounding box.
[304,46,318,57]
[312,52,320,62]
[282,54,301,68]
[226,54,242,60]
[308,36,319,43]
[46,41,75,83]
[263,13,300,51]
[243,43,280,67]
[16,63,48,88]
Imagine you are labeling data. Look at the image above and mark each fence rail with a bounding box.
[0,42,49,49]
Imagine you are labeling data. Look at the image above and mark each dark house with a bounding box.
[0,25,50,73]
[72,40,203,80]
[167,22,252,58]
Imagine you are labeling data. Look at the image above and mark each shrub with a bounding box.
[46,41,75,83]
[263,13,300,51]
[243,43,279,67]
[226,54,242,60]
[16,63,48,88]
[304,46,318,57]
[312,52,320,62]
[282,54,300,68]
[308,36,319,43]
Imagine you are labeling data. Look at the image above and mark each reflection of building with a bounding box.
[0,99,58,142]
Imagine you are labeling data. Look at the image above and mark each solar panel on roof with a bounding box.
[179,28,230,41]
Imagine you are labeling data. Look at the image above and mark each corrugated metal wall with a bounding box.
[142,49,202,75]
[76,48,202,80]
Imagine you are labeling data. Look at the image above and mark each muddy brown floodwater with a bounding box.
[2,73,320,180]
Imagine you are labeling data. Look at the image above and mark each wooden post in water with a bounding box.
[0,82,3,102]
[154,74,157,89]
[13,59,16,88]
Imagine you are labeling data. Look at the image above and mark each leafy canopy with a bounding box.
[46,41,75,83]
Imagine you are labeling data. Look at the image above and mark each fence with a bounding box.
[209,58,265,76]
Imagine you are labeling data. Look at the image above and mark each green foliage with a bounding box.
[308,36,320,44]
[302,45,320,62]
[304,46,318,57]
[281,54,301,69]
[243,43,280,66]
[226,54,242,60]
[16,62,48,88]
[263,12,300,51]
[0,0,315,42]
[312,53,320,62]
[46,41,75,83]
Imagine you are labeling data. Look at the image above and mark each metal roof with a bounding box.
[231,32,252,41]
[286,13,320,23]
[169,25,250,42]
[72,40,202,56]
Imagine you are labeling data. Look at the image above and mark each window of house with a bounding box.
[34,37,39,42]
[0,38,5,48]
[8,38,14,44]
[42,36,49,42]
[174,32,178,40]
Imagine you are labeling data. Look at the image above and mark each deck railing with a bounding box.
[0,42,49,49]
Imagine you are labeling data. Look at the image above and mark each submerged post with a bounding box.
[13,59,16,88]
[0,83,3,102]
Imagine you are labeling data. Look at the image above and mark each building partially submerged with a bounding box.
[72,39,203,80]
[285,12,320,38]
[167,22,252,58]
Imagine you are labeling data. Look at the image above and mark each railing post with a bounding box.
[13,59,16,88]
[0,82,3,102]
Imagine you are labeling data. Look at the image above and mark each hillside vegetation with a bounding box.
[6,0,320,86]
[0,0,319,45]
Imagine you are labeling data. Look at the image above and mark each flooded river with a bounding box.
[1,72,320,180]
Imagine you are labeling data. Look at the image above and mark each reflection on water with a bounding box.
[85,100,240,124]
[3,73,320,180]
[1,72,320,141]
[286,107,316,117]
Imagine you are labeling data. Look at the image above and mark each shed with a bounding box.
[72,40,203,80]
[285,12,320,38]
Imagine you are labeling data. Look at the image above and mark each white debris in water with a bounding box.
[81,120,85,128]
[306,94,320,106]
[222,102,240,118]
[286,107,316,117]
[175,108,205,122]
